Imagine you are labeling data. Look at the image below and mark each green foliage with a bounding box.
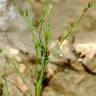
[12,0,52,96]
[34,1,52,95]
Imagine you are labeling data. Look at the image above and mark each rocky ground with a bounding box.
[0,0,96,96]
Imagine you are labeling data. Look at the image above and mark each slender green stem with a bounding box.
[71,1,94,33]
[35,50,47,96]
[12,61,32,96]
[3,58,10,96]
[7,80,28,96]
[5,56,32,96]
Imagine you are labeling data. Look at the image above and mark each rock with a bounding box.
[19,63,26,74]
[0,0,16,31]
[45,63,61,79]
[49,31,96,70]
[43,69,96,96]
[0,0,32,32]
[5,46,19,58]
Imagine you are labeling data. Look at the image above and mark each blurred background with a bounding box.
[0,0,96,96]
